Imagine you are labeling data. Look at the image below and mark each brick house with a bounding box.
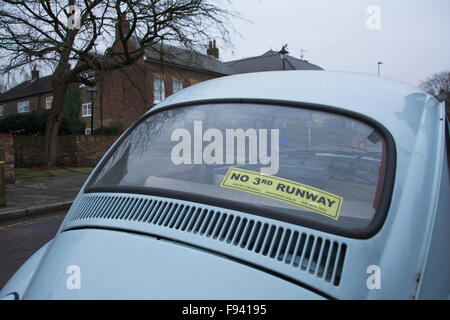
[81,38,232,132]
[0,67,54,118]
[0,22,323,133]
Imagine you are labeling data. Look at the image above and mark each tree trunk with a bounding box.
[44,66,69,167]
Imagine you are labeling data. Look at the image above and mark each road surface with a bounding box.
[0,211,66,290]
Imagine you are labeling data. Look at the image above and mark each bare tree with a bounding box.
[0,0,235,166]
[420,71,450,114]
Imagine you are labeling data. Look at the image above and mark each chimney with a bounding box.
[206,39,219,59]
[115,15,131,40]
[31,66,39,80]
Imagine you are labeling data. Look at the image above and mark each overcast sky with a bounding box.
[218,0,450,87]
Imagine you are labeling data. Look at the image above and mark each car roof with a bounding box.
[149,71,441,138]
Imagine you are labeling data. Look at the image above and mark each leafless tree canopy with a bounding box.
[0,0,235,85]
[0,0,236,166]
[420,71,450,101]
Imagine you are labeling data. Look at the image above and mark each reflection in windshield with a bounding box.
[89,103,387,231]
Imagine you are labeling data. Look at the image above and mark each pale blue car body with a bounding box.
[1,71,449,299]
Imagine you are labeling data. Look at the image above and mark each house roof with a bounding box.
[144,47,324,76]
[0,75,53,103]
[144,44,232,75]
[0,48,324,103]
[223,50,323,74]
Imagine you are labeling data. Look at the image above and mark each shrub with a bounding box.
[62,84,85,135]
[0,110,48,135]
[0,109,83,135]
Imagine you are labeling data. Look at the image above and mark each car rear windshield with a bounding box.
[87,103,390,235]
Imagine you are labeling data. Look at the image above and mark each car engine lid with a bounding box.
[23,228,326,299]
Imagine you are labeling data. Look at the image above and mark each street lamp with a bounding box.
[377,61,383,76]
[278,45,289,71]
[87,87,98,135]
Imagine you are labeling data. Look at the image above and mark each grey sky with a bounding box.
[219,0,450,87]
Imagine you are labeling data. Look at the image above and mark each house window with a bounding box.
[173,80,183,94]
[85,128,92,135]
[0,105,4,116]
[82,103,92,117]
[153,77,165,104]
[18,101,30,113]
[46,96,53,109]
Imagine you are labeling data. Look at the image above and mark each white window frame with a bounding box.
[173,80,183,94]
[153,77,165,104]
[17,101,30,113]
[85,128,92,135]
[82,103,92,117]
[45,96,53,109]
[0,105,4,116]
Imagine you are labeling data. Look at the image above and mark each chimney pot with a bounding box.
[115,15,131,40]
[207,39,219,59]
[31,66,39,80]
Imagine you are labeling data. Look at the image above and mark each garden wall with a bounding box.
[13,135,120,169]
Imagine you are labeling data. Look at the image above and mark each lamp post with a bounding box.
[377,61,383,76]
[87,87,98,135]
[278,45,289,71]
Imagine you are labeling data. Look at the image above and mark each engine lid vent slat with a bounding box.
[66,194,347,286]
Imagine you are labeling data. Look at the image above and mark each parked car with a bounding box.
[1,71,449,299]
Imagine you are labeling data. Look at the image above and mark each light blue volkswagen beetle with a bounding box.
[1,71,449,300]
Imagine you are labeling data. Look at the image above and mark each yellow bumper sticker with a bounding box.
[221,168,343,220]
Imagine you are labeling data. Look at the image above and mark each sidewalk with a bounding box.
[0,167,93,222]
